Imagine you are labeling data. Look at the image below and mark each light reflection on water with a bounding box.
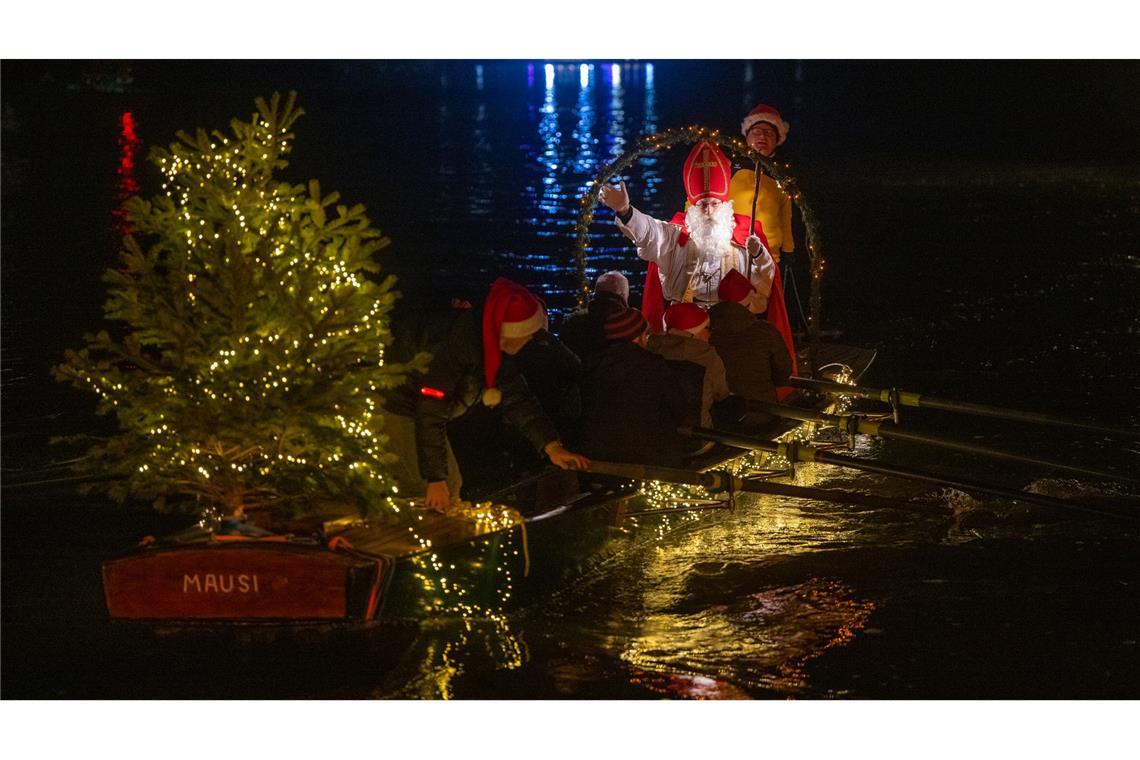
[381,428,1136,698]
[454,60,663,315]
[520,457,931,698]
[375,616,526,700]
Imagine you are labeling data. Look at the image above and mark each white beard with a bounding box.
[685,200,736,260]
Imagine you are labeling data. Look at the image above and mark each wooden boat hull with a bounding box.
[103,541,388,622]
[100,473,717,625]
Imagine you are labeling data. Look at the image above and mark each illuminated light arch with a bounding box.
[572,125,825,358]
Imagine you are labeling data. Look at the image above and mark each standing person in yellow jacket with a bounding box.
[728,104,795,264]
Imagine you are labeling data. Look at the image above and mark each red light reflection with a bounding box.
[113,111,141,235]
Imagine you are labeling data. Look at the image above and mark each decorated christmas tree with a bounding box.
[54,92,423,522]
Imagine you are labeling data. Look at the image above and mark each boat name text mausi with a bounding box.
[182,573,261,594]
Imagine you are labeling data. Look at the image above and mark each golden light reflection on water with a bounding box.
[606,438,888,697]
[378,615,526,700]
[390,426,907,698]
[616,553,876,697]
[773,581,876,694]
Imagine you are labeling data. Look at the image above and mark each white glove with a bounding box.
[746,234,765,259]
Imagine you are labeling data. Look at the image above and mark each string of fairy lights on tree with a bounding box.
[572,124,825,355]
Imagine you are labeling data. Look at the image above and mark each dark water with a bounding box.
[2,60,1139,699]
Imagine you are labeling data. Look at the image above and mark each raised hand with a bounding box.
[600,180,630,215]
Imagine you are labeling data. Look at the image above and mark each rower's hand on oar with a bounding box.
[545,441,590,471]
[425,480,452,513]
[600,181,630,215]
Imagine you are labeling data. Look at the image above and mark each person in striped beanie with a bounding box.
[602,304,650,346]
[578,307,697,467]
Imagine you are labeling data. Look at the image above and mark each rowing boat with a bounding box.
[102,126,883,627]
[101,343,877,626]
[98,124,1138,627]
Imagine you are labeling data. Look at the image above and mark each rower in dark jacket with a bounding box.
[578,307,697,468]
[501,326,583,471]
[514,327,582,435]
[708,270,793,425]
[647,302,731,428]
[383,277,589,511]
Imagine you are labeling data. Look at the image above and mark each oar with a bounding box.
[680,426,1140,523]
[748,401,1139,486]
[788,376,1140,440]
[582,459,945,516]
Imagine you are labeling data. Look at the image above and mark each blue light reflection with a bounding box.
[450,61,667,319]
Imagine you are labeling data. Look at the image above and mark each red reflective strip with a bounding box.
[419,386,446,400]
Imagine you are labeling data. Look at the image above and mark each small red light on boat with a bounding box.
[419,386,446,400]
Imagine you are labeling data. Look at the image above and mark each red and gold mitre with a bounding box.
[682,141,731,205]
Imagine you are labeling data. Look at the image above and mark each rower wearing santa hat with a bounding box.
[646,302,730,429]
[709,270,794,420]
[600,140,777,333]
[383,277,589,512]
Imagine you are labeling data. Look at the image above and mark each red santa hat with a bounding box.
[741,103,789,146]
[482,277,545,407]
[718,269,756,304]
[664,302,710,336]
[682,141,732,205]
